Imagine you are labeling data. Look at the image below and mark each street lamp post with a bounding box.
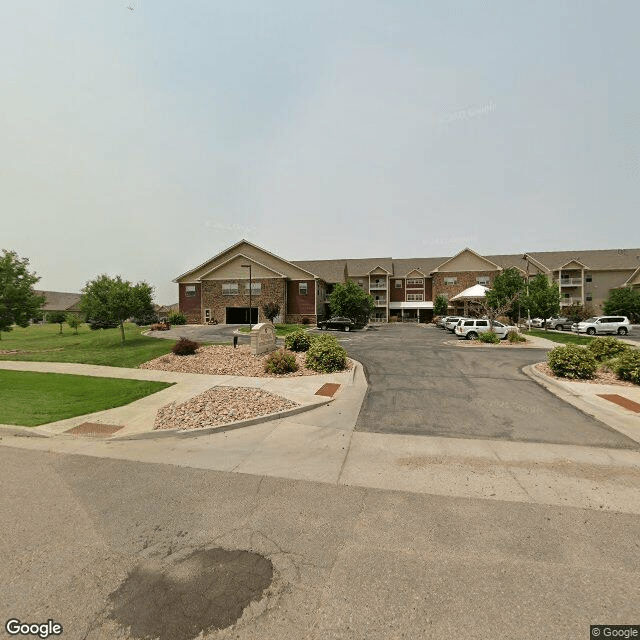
[241,264,252,330]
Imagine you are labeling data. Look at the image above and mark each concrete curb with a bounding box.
[523,364,640,446]
[0,424,50,438]
[113,396,333,441]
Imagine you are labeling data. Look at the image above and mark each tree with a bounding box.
[80,275,154,343]
[523,274,560,328]
[261,301,281,323]
[0,250,45,340]
[66,313,81,334]
[603,287,640,323]
[433,294,448,316]
[329,280,375,328]
[563,303,596,323]
[48,310,66,334]
[485,268,526,322]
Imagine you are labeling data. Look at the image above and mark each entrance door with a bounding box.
[225,307,258,324]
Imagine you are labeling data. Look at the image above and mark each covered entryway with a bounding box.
[225,307,258,324]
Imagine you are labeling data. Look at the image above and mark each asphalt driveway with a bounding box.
[345,323,637,449]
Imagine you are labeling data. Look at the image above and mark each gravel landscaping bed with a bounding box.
[154,386,299,431]
[444,339,532,347]
[140,344,352,377]
[535,362,637,387]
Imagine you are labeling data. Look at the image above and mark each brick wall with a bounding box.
[201,278,286,325]
[178,283,202,324]
[286,279,317,323]
[432,271,498,303]
[390,279,405,302]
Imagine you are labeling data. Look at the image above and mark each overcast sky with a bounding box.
[2,1,639,304]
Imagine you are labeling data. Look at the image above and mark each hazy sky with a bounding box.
[2,1,639,303]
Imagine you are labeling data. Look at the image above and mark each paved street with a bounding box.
[345,323,638,449]
[2,445,639,640]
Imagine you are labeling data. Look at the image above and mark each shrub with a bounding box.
[133,310,159,326]
[478,330,500,344]
[547,344,597,379]
[150,322,170,331]
[171,337,200,356]
[261,301,280,323]
[285,329,313,352]
[168,311,187,325]
[264,349,298,374]
[301,317,311,325]
[305,334,347,372]
[507,330,526,343]
[587,337,630,362]
[615,350,640,385]
[88,317,119,330]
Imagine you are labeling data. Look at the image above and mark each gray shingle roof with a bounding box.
[35,290,82,312]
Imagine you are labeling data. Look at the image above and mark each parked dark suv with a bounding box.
[317,317,355,332]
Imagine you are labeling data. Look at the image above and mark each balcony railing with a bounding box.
[559,278,582,286]
[369,316,387,323]
[369,283,387,290]
[374,299,387,306]
[560,297,580,305]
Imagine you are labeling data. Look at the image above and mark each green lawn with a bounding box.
[237,323,309,337]
[525,328,594,345]
[0,370,173,427]
[0,323,175,367]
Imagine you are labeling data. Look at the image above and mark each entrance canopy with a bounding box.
[449,284,489,301]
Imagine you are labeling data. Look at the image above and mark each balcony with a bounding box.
[369,283,387,290]
[374,299,387,307]
[559,278,582,287]
[560,297,580,306]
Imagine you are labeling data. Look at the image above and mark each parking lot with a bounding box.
[344,323,637,449]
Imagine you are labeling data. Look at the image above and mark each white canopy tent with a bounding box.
[449,284,489,316]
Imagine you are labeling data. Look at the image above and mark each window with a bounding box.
[299,282,308,295]
[357,280,364,288]
[204,309,211,321]
[222,282,238,295]
[407,293,424,301]
[407,278,423,285]
[477,320,488,327]
[245,282,262,294]
[185,285,196,297]
[444,277,457,285]
[585,274,592,283]
[476,276,490,286]
[586,292,593,302]
[395,280,403,288]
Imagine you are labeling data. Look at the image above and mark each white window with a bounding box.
[204,309,211,321]
[476,276,490,286]
[444,277,457,285]
[406,278,423,285]
[586,274,592,283]
[222,282,238,295]
[586,292,593,301]
[407,293,424,301]
[245,282,262,294]
[395,280,403,288]
[299,282,308,295]
[357,280,364,288]
[185,285,196,297]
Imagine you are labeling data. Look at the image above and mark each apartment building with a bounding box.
[174,241,640,324]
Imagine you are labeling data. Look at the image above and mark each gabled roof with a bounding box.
[557,258,589,270]
[367,265,392,275]
[392,257,447,275]
[291,259,347,283]
[35,290,82,312]
[404,268,427,278]
[431,248,502,273]
[345,257,394,277]
[198,253,287,280]
[623,266,640,287]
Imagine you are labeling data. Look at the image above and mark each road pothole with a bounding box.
[108,548,273,640]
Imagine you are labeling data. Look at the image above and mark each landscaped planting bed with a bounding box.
[140,344,352,377]
[535,362,638,388]
[154,386,299,431]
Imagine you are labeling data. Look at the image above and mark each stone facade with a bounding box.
[432,270,498,304]
[201,278,286,325]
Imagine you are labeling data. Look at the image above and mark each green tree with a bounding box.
[66,313,81,334]
[329,280,375,328]
[80,275,154,343]
[0,250,45,340]
[485,268,526,322]
[603,287,640,323]
[433,294,448,316]
[48,310,66,334]
[261,301,281,323]
[524,274,560,327]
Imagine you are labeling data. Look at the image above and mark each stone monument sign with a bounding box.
[250,322,277,356]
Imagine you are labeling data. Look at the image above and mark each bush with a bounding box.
[88,317,119,330]
[133,311,159,326]
[171,337,200,356]
[478,330,500,344]
[305,334,347,372]
[284,329,313,352]
[168,311,187,325]
[547,344,597,379]
[615,350,640,385]
[301,317,311,325]
[261,301,280,323]
[507,330,525,343]
[587,337,630,362]
[150,322,170,331]
[264,349,299,374]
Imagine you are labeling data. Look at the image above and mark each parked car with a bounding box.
[526,318,544,328]
[455,318,518,340]
[545,317,571,331]
[317,316,355,332]
[571,316,632,336]
[444,316,466,332]
[438,316,459,328]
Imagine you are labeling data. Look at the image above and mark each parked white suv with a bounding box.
[444,316,466,332]
[571,316,632,336]
[455,319,518,340]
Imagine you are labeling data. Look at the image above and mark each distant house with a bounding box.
[155,303,179,321]
[35,290,82,321]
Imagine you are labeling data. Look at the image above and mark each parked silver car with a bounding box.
[545,316,571,331]
[571,316,632,336]
[455,319,518,340]
[444,316,466,332]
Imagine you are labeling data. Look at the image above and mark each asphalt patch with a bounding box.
[108,547,273,640]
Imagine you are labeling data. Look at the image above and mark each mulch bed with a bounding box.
[534,362,637,387]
